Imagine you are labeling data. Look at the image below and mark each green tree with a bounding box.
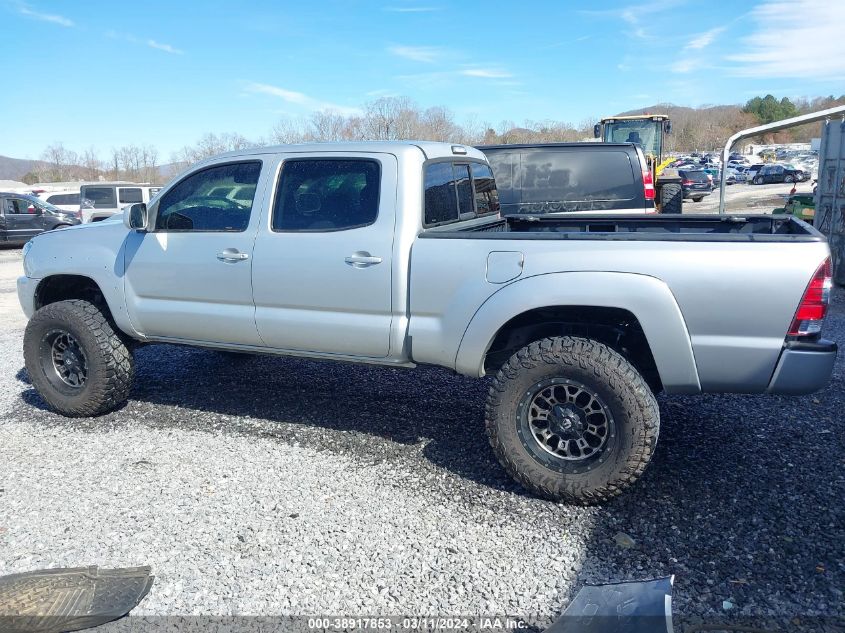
[742,94,800,124]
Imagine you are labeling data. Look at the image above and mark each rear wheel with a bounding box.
[23,300,134,417]
[485,337,659,504]
[659,183,682,214]
[753,176,763,185]
[691,196,703,202]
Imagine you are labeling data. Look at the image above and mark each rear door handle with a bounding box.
[345,252,382,268]
[217,249,249,263]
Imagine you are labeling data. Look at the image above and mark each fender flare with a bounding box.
[455,271,701,394]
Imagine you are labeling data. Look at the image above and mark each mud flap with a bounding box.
[0,566,154,633]
[545,576,674,633]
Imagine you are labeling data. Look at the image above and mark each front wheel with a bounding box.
[784,175,794,183]
[485,337,659,504]
[753,176,763,185]
[23,300,134,417]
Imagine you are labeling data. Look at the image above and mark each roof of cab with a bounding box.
[205,141,486,163]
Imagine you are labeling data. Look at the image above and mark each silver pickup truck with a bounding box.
[17,141,837,503]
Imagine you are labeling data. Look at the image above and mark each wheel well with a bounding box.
[35,275,112,319]
[483,306,663,392]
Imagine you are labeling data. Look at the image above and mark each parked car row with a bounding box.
[27,182,162,224]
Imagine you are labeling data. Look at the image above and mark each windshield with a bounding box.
[603,120,661,158]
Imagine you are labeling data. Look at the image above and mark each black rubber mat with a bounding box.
[0,566,153,633]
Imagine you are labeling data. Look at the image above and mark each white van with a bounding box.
[79,183,161,223]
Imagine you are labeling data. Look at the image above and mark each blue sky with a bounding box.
[2,0,844,160]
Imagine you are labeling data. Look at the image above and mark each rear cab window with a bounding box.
[681,170,709,182]
[423,160,499,227]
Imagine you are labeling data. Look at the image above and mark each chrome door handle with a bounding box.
[217,249,249,262]
[345,252,382,268]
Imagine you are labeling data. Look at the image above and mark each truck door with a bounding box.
[251,154,396,358]
[123,160,267,346]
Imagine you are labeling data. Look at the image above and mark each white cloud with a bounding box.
[684,26,725,50]
[388,45,442,63]
[581,0,685,40]
[727,0,845,79]
[460,68,512,78]
[17,3,73,27]
[147,40,183,55]
[245,82,361,116]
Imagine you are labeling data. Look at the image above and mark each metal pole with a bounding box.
[718,104,845,215]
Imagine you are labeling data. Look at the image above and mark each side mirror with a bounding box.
[593,124,601,139]
[124,203,148,231]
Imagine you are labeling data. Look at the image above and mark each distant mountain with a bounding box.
[617,103,743,117]
[0,155,44,181]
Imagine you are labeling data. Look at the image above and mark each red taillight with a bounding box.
[642,167,655,201]
[787,258,832,337]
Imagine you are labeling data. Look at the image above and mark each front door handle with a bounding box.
[217,249,249,263]
[345,251,382,268]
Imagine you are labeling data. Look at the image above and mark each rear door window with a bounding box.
[83,187,117,208]
[517,150,636,212]
[272,159,380,232]
[118,187,143,204]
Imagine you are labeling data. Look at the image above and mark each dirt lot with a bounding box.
[0,226,842,630]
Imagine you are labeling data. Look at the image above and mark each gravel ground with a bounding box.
[695,180,811,214]
[0,247,842,631]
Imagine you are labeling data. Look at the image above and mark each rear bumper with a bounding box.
[766,339,837,395]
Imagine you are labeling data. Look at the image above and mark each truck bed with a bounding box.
[410,212,830,393]
[422,214,823,242]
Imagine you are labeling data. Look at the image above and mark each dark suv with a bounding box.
[678,169,712,202]
[752,164,804,185]
[0,193,80,244]
[478,143,653,214]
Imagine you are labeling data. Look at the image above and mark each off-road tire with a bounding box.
[23,299,134,417]
[659,183,682,214]
[485,336,659,504]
